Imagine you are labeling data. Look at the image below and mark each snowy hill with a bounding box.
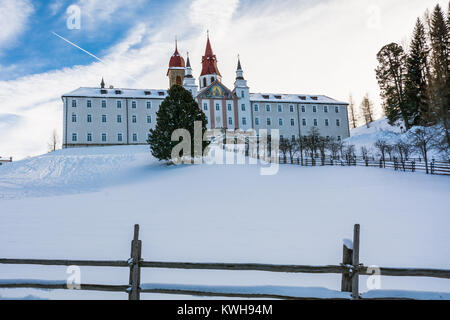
[0,146,449,300]
[345,117,448,159]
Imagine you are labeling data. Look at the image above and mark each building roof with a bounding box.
[250,93,348,105]
[168,41,185,68]
[62,87,168,99]
[200,35,221,77]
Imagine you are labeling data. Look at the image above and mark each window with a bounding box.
[278,105,283,112]
[132,115,137,123]
[335,106,339,113]
[241,91,245,98]
[279,118,283,126]
[314,119,318,126]
[313,105,317,113]
[242,117,247,125]
[280,135,284,140]
[324,106,328,113]
[87,100,92,108]
[228,117,233,125]
[72,114,77,123]
[147,115,152,124]
[133,133,137,142]
[203,103,208,111]
[118,133,123,142]
[266,105,271,112]
[117,101,122,109]
[267,118,271,126]
[117,115,122,123]
[87,114,92,123]
[302,118,307,126]
[72,133,77,142]
[241,104,246,111]
[337,136,342,142]
[228,104,232,111]
[255,117,260,125]
[147,101,151,109]
[72,100,77,108]
[325,119,329,126]
[102,115,107,123]
[216,104,220,111]
[290,118,295,126]
[292,135,296,141]
[254,104,259,112]
[301,105,306,113]
[102,100,106,108]
[336,119,341,127]
[102,133,107,142]
[87,133,92,142]
[290,105,294,112]
[203,78,207,88]
[132,101,137,109]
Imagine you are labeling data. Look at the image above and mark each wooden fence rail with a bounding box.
[1,224,450,300]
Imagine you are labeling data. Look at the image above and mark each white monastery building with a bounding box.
[62,35,350,147]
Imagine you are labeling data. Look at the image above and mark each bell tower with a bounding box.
[167,39,186,88]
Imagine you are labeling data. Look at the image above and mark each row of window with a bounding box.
[71,114,152,124]
[71,133,147,143]
[71,100,153,109]
[203,103,247,112]
[254,117,341,127]
[278,135,343,142]
[253,104,340,113]
[206,117,248,126]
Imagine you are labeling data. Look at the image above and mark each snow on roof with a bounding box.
[250,93,347,105]
[62,87,168,99]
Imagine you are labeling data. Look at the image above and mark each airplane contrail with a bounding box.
[52,31,104,63]
[52,31,144,86]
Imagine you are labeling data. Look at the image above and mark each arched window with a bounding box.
[211,77,215,84]
[203,78,207,88]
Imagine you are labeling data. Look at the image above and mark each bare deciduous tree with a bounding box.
[48,130,59,152]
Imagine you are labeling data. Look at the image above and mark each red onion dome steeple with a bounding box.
[169,40,185,68]
[200,33,221,77]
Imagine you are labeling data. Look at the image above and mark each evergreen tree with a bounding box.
[148,85,209,161]
[376,43,409,128]
[428,4,449,148]
[404,18,430,126]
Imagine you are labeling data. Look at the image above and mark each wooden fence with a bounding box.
[1,224,450,300]
[0,157,13,166]
[277,155,450,176]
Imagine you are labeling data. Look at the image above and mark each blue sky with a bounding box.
[0,0,175,80]
[0,0,447,159]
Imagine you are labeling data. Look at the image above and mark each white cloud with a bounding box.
[0,0,34,49]
[0,0,448,160]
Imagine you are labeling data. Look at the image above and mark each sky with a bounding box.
[0,0,447,160]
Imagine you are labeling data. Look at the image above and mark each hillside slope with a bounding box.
[0,146,449,300]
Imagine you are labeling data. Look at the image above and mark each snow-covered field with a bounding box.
[0,145,449,300]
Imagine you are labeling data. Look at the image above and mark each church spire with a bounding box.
[100,77,105,88]
[200,32,221,77]
[236,55,244,80]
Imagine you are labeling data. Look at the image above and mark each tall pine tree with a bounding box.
[376,43,409,128]
[148,85,209,161]
[428,4,449,148]
[404,18,430,126]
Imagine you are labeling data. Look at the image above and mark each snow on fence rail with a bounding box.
[1,224,450,300]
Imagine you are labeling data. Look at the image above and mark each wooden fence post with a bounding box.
[341,241,353,292]
[351,224,360,300]
[129,224,142,300]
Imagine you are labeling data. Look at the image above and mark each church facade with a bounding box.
[62,35,350,148]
